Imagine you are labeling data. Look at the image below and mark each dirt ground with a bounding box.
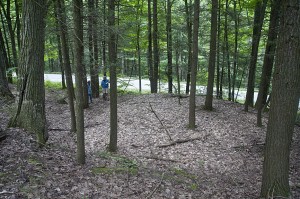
[0,88,299,199]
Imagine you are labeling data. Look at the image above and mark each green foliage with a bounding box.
[44,81,62,89]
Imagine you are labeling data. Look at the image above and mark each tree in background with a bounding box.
[166,0,174,93]
[260,0,300,196]
[152,0,159,93]
[108,0,118,152]
[8,0,48,146]
[73,0,85,164]
[188,0,200,129]
[256,0,280,127]
[56,0,76,133]
[204,0,218,110]
[0,26,14,100]
[184,0,192,94]
[244,0,267,111]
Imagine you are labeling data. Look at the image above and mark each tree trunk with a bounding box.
[204,0,218,110]
[14,0,21,51]
[136,0,143,93]
[188,0,199,130]
[231,0,239,101]
[73,0,85,165]
[256,0,280,127]
[244,0,267,111]
[8,0,48,146]
[166,0,173,93]
[184,0,192,94]
[92,0,100,98]
[224,0,231,101]
[56,0,76,133]
[147,0,154,92]
[216,0,221,99]
[102,0,107,75]
[108,0,118,152]
[152,0,159,93]
[0,26,14,100]
[260,1,300,197]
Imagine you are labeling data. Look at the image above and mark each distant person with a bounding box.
[101,76,110,100]
[87,80,92,103]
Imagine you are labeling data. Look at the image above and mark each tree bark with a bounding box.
[92,0,100,98]
[204,0,218,110]
[73,0,85,164]
[152,0,158,93]
[188,0,200,129]
[147,0,153,93]
[244,0,267,111]
[260,0,300,197]
[166,0,173,93]
[108,0,118,152]
[9,0,48,146]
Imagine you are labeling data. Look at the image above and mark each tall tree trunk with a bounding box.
[216,0,221,99]
[256,0,280,127]
[224,0,231,101]
[136,0,143,93]
[0,26,14,100]
[184,0,192,94]
[8,0,48,146]
[147,0,153,92]
[166,0,173,93]
[244,0,267,111]
[73,0,85,164]
[102,0,107,74]
[188,0,199,129]
[204,0,218,110]
[152,0,158,93]
[231,0,239,101]
[92,0,100,98]
[260,1,300,197]
[14,0,21,51]
[108,0,118,152]
[56,0,76,133]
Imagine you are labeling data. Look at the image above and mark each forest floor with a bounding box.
[0,87,299,199]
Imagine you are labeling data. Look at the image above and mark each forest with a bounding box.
[0,0,299,198]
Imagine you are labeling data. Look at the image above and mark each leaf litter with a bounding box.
[0,89,299,199]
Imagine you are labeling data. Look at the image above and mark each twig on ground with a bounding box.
[139,155,178,162]
[146,173,165,199]
[158,136,207,148]
[148,102,173,142]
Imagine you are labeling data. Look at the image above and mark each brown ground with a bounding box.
[0,88,299,199]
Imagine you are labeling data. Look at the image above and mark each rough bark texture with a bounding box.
[56,0,76,132]
[244,0,267,111]
[9,0,47,145]
[260,0,300,197]
[204,0,218,110]
[188,0,199,129]
[256,0,280,126]
[108,0,118,152]
[73,0,85,164]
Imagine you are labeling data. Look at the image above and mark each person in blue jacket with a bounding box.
[101,76,110,98]
[87,80,92,103]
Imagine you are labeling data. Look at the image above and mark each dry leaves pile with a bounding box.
[0,90,299,199]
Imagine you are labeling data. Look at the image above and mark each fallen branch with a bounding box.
[148,102,173,142]
[158,136,206,148]
[139,155,178,162]
[146,173,165,199]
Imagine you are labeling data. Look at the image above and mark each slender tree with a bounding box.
[56,0,76,132]
[166,0,173,93]
[188,0,200,129]
[8,0,48,146]
[204,0,218,110]
[184,0,192,94]
[0,26,14,100]
[244,0,268,111]
[73,0,85,164]
[92,0,100,98]
[260,0,300,197]
[152,0,159,93]
[108,0,118,152]
[147,0,153,92]
[256,0,280,126]
[224,0,231,101]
